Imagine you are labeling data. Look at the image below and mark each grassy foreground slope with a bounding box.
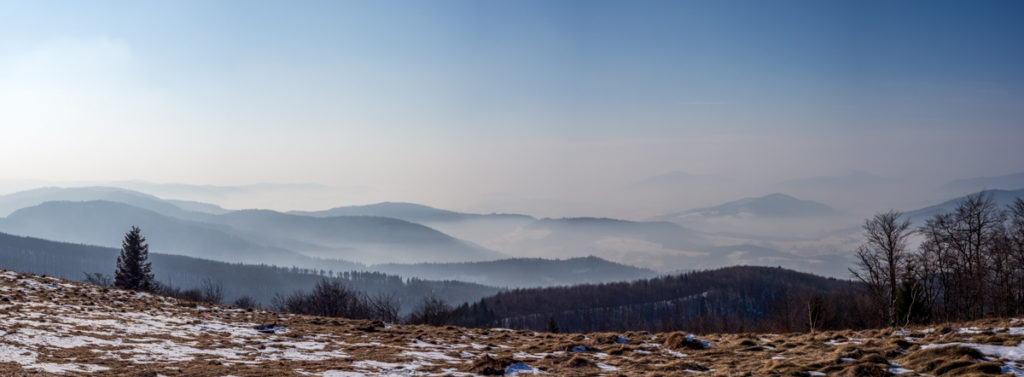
[1,269,1023,376]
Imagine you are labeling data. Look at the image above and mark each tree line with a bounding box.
[109,230,455,323]
[0,225,498,314]
[99,226,876,331]
[444,266,876,334]
[851,191,1024,327]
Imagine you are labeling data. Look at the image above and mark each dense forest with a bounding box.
[0,231,500,314]
[373,256,656,288]
[447,266,875,333]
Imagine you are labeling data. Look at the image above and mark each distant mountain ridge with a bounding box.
[290,202,534,223]
[0,187,669,286]
[941,172,1024,194]
[0,185,857,279]
[905,188,1024,224]
[0,200,361,271]
[206,209,503,264]
[0,200,503,266]
[0,186,219,219]
[657,193,838,220]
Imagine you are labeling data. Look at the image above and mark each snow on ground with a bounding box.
[0,270,703,376]
[2,270,1024,376]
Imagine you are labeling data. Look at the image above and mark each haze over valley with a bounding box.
[3,179,1023,282]
[2,2,1024,376]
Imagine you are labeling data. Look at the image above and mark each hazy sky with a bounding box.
[2,1,1023,217]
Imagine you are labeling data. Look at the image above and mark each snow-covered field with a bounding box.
[1,270,1024,376]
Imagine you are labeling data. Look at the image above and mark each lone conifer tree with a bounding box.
[114,226,154,291]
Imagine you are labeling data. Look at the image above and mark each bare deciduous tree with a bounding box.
[368,292,402,323]
[232,296,258,309]
[200,278,224,305]
[407,295,452,326]
[850,210,912,327]
[273,279,370,319]
[83,272,113,287]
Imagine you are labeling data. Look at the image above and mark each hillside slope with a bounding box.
[0,201,351,269]
[290,201,534,223]
[0,231,497,310]
[2,270,1024,376]
[208,209,502,264]
[372,256,657,288]
[905,188,1024,225]
[451,266,866,333]
[0,186,213,218]
[657,193,838,221]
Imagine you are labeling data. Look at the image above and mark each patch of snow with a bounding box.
[1004,362,1024,376]
[958,327,983,334]
[922,342,1024,361]
[505,361,541,375]
[685,334,714,348]
[402,350,458,361]
[29,363,110,374]
[662,349,687,358]
[408,339,443,348]
[321,372,366,377]
[0,343,38,364]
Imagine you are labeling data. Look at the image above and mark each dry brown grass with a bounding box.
[1,271,1022,376]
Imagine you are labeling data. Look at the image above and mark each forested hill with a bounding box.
[372,256,656,288]
[0,231,500,313]
[450,266,873,334]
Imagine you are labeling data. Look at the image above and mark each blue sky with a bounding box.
[1,1,1022,215]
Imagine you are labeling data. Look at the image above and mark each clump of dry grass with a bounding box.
[973,333,1024,346]
[564,355,596,368]
[833,363,893,377]
[645,359,708,372]
[663,332,707,350]
[897,345,1006,376]
[464,354,514,375]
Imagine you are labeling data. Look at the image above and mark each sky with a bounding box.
[1,0,1023,217]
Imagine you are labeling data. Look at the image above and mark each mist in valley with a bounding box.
[2,4,1024,370]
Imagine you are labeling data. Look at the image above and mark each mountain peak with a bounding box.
[662,193,837,220]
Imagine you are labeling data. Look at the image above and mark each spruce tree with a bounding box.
[114,226,154,291]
